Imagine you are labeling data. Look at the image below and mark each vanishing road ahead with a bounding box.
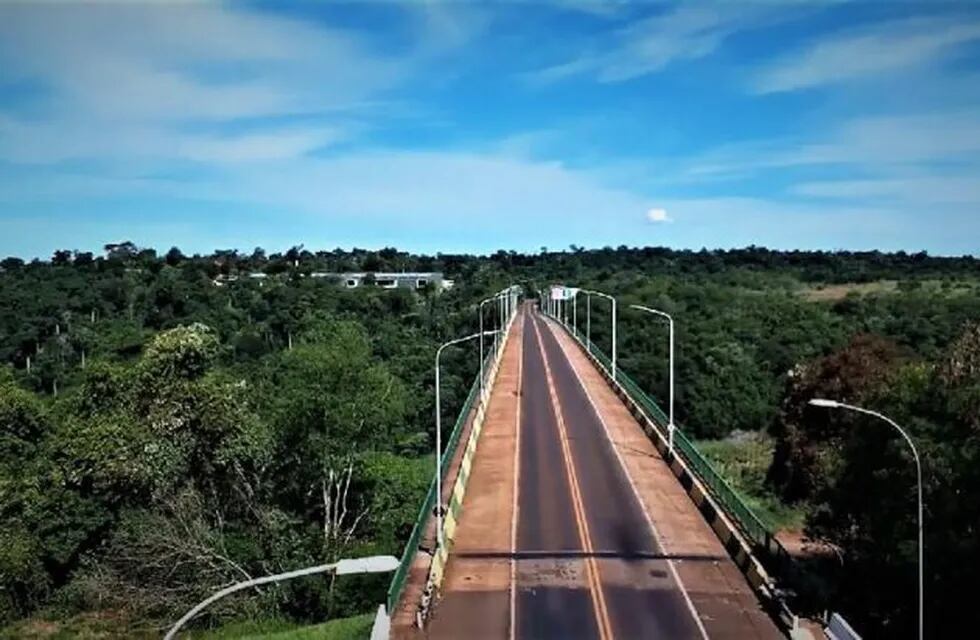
[427,307,780,639]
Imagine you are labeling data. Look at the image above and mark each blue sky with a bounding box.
[1,1,979,258]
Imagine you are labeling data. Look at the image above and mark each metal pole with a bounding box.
[581,289,617,379]
[435,348,443,548]
[479,303,485,398]
[630,304,675,454]
[478,294,502,401]
[587,293,591,353]
[573,291,577,338]
[435,330,499,548]
[611,297,617,381]
[668,315,674,454]
[498,296,502,338]
[165,556,398,640]
[808,399,924,640]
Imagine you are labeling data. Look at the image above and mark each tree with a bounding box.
[73,251,94,267]
[165,246,185,266]
[767,334,905,502]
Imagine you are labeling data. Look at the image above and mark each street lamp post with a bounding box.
[435,331,498,548]
[580,289,617,380]
[808,399,924,640]
[573,290,577,337]
[586,292,591,353]
[479,294,504,401]
[165,555,400,640]
[631,304,675,456]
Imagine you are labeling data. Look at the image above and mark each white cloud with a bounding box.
[0,145,654,244]
[0,4,400,123]
[679,110,980,182]
[178,129,345,164]
[753,17,980,94]
[791,176,980,205]
[646,207,671,223]
[215,151,650,229]
[527,5,780,84]
[0,3,664,252]
[0,116,344,165]
[0,3,432,171]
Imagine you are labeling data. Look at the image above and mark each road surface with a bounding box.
[426,307,781,639]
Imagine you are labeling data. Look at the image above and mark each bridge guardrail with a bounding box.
[561,323,796,585]
[385,337,498,614]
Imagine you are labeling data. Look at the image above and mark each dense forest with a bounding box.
[1,243,978,638]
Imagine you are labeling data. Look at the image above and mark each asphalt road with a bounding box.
[513,311,705,640]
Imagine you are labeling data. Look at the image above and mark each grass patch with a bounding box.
[196,614,374,640]
[695,434,805,531]
[0,611,156,639]
[801,280,898,301]
[801,278,980,302]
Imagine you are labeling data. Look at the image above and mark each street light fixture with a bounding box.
[808,398,924,640]
[631,305,676,456]
[579,289,617,380]
[165,555,400,639]
[435,330,498,547]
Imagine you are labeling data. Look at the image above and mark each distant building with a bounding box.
[211,271,453,291]
[325,272,453,291]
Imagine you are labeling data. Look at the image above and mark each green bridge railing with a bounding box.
[561,323,796,583]
[385,334,502,613]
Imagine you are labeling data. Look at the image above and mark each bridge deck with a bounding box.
[425,308,782,639]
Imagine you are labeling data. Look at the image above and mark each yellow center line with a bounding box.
[530,314,615,640]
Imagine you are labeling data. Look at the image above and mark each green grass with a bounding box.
[801,280,898,301]
[801,278,980,302]
[0,611,155,639]
[196,614,373,640]
[695,435,805,531]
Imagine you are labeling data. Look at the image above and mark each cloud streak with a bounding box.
[527,5,779,84]
[0,3,408,171]
[753,17,980,93]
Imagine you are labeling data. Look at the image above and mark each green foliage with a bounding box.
[769,323,980,637]
[199,613,373,639]
[695,435,804,530]
[2,244,979,636]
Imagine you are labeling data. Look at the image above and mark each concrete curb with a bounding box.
[415,315,517,626]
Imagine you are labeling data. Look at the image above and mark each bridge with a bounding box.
[384,290,816,639]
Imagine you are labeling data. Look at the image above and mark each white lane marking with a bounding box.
[509,310,525,640]
[542,318,711,640]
